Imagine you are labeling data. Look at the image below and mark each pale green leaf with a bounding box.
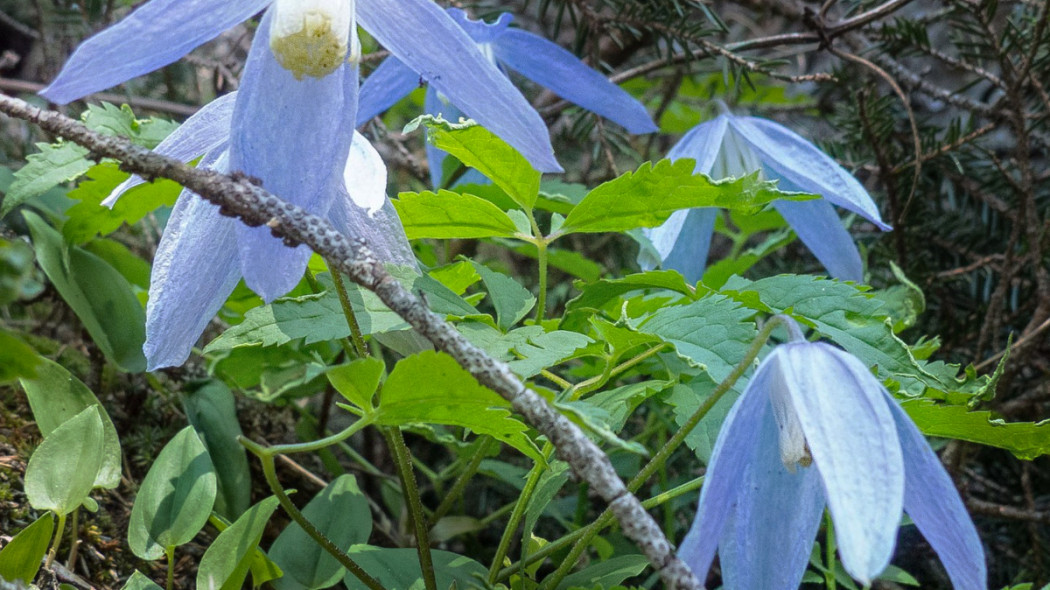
[197,496,279,590]
[394,190,521,239]
[471,261,536,330]
[343,546,488,590]
[0,512,54,583]
[327,357,385,410]
[25,407,105,515]
[182,380,251,520]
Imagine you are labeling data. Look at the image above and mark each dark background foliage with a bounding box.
[1,0,1048,587]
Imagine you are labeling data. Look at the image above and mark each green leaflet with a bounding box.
[0,512,54,584]
[2,142,92,216]
[196,496,280,590]
[557,159,814,235]
[62,163,181,244]
[394,189,522,239]
[406,115,540,209]
[562,270,699,331]
[25,406,105,515]
[903,400,1050,460]
[375,351,542,462]
[182,380,251,520]
[458,323,592,379]
[632,293,758,383]
[343,546,488,590]
[471,260,536,330]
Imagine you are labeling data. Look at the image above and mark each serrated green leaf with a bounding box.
[667,378,746,464]
[375,351,542,462]
[182,380,251,520]
[563,270,699,331]
[62,163,181,244]
[720,275,967,396]
[903,400,1050,460]
[24,211,146,372]
[458,323,591,379]
[25,406,105,515]
[327,357,385,410]
[406,115,540,209]
[82,103,178,149]
[20,358,121,489]
[558,159,813,234]
[632,294,757,382]
[471,261,536,330]
[128,426,216,560]
[429,261,481,295]
[197,496,279,590]
[2,142,92,216]
[394,190,522,239]
[271,475,372,590]
[0,512,54,583]
[343,546,488,590]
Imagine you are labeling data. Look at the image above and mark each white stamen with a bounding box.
[269,0,355,80]
[769,361,812,471]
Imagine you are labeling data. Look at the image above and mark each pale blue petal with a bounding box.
[104,93,237,206]
[229,9,358,301]
[776,343,904,584]
[446,8,514,44]
[41,0,269,104]
[678,364,772,581]
[492,29,657,134]
[650,208,716,283]
[719,404,825,590]
[145,152,240,370]
[357,0,561,172]
[328,190,416,268]
[356,57,422,125]
[774,199,864,282]
[888,401,987,590]
[729,116,891,230]
[667,115,729,175]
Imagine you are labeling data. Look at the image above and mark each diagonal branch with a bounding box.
[0,92,703,590]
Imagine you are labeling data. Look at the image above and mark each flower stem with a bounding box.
[328,266,369,358]
[44,511,65,570]
[433,437,495,521]
[541,317,785,589]
[569,343,671,399]
[527,213,549,322]
[824,511,838,590]
[241,437,385,590]
[165,545,175,590]
[66,507,79,570]
[384,427,438,590]
[487,443,554,584]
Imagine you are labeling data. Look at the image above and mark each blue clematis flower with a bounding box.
[357,7,657,187]
[640,112,892,283]
[103,91,414,370]
[680,320,985,589]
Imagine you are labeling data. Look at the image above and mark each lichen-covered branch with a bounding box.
[0,92,703,590]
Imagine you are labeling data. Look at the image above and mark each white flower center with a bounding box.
[769,362,813,471]
[270,0,357,80]
[713,126,763,180]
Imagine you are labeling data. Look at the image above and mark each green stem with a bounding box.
[384,427,438,590]
[305,267,357,359]
[433,438,495,521]
[66,507,79,570]
[165,545,175,590]
[527,213,549,322]
[265,416,374,455]
[542,317,785,589]
[569,343,670,399]
[241,437,385,590]
[825,511,838,590]
[487,443,553,584]
[497,476,704,582]
[44,511,65,570]
[329,266,369,358]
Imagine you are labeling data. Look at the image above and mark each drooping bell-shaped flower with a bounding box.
[639,111,892,283]
[357,8,657,186]
[680,319,985,589]
[104,90,413,370]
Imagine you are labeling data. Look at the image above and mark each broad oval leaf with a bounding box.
[121,571,163,590]
[343,546,487,590]
[182,380,250,520]
[25,406,105,515]
[196,496,280,590]
[0,512,54,583]
[128,426,217,560]
[270,474,372,590]
[20,357,121,489]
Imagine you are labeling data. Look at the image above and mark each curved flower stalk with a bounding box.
[103,91,413,370]
[680,319,985,589]
[357,7,658,186]
[640,112,892,283]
